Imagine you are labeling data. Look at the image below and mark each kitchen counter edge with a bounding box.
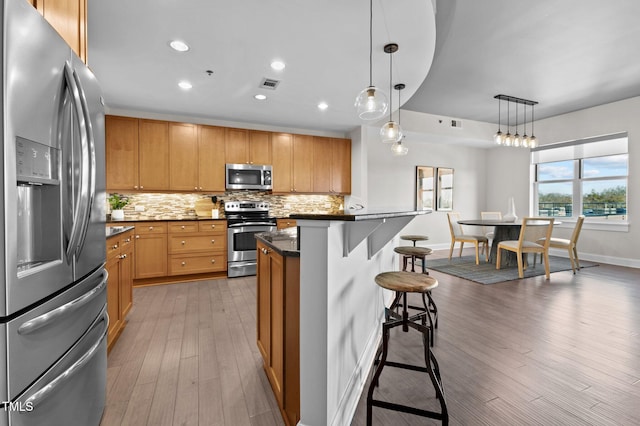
[106,225,135,239]
[289,209,432,221]
[255,231,300,258]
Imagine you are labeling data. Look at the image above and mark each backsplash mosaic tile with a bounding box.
[107,191,344,220]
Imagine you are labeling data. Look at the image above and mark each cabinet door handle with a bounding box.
[134,185,138,189]
[140,186,144,189]
[111,244,119,250]
[124,238,131,243]
[119,254,127,259]
[211,239,215,244]
[211,225,215,229]
[211,259,215,264]
[149,226,154,230]
[181,240,186,245]
[181,225,185,229]
[181,261,186,266]
[135,235,140,239]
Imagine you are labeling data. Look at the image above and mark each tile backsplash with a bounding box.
[107,191,344,220]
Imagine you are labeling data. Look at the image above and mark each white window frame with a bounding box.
[531,132,629,232]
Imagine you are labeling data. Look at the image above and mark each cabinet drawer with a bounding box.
[198,220,227,234]
[119,230,134,249]
[168,222,199,234]
[106,237,120,260]
[168,254,226,275]
[135,222,167,235]
[168,235,225,253]
[277,219,297,229]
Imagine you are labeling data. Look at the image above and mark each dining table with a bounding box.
[457,219,560,266]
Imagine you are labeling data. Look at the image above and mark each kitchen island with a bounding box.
[277,209,429,426]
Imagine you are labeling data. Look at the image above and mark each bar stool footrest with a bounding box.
[370,399,446,421]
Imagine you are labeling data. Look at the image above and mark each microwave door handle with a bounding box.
[71,66,96,257]
[24,308,108,408]
[63,62,86,261]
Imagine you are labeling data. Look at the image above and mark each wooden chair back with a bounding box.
[447,212,463,237]
[570,215,585,245]
[520,217,555,249]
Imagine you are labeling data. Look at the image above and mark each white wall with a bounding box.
[353,97,640,266]
[352,113,493,248]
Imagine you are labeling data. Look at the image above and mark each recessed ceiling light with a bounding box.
[178,81,192,89]
[318,102,329,110]
[169,40,190,52]
[270,60,285,71]
[254,94,267,100]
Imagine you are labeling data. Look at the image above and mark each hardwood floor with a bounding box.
[102,250,640,425]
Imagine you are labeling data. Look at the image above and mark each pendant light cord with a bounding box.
[369,0,373,86]
[388,48,393,121]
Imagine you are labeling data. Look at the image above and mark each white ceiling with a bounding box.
[87,0,640,135]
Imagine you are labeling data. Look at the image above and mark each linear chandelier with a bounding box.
[494,94,539,148]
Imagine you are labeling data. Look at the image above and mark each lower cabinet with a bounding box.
[106,228,134,352]
[134,222,168,279]
[256,240,300,426]
[168,220,227,275]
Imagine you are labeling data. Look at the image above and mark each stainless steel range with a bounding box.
[225,201,277,277]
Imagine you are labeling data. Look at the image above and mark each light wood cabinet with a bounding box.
[31,0,87,63]
[105,116,170,191]
[256,241,300,426]
[134,222,168,279]
[198,125,226,192]
[138,120,169,190]
[167,220,227,276]
[169,122,199,191]
[292,135,314,193]
[105,115,351,195]
[106,228,134,352]
[276,219,297,230]
[106,116,139,191]
[313,137,351,194]
[272,133,293,193]
[225,128,272,165]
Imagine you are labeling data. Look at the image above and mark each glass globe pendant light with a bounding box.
[521,103,530,148]
[513,102,522,147]
[354,0,388,120]
[380,44,402,143]
[389,83,408,155]
[529,103,538,148]
[503,100,513,147]
[494,97,504,145]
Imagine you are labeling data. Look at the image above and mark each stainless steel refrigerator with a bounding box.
[1,0,108,425]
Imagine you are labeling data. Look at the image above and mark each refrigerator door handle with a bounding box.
[63,61,90,261]
[17,269,108,335]
[24,307,108,408]
[71,65,96,258]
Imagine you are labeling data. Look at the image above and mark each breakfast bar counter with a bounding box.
[290,209,430,426]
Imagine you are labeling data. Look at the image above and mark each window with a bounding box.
[532,133,628,222]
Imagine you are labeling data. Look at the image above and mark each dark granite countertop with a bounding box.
[107,217,227,223]
[255,229,299,257]
[289,209,431,221]
[106,225,135,239]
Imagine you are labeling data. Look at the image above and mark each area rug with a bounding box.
[426,255,597,285]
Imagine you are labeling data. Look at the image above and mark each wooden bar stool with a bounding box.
[394,246,432,274]
[367,272,448,425]
[400,234,429,246]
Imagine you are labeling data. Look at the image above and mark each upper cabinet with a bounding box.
[138,120,170,190]
[105,116,351,195]
[198,125,226,192]
[106,117,170,191]
[169,123,198,191]
[225,128,272,165]
[31,0,87,63]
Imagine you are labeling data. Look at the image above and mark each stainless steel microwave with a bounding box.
[225,163,273,191]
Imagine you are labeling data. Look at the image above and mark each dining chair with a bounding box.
[534,215,585,274]
[447,212,489,265]
[480,211,502,240]
[496,217,555,279]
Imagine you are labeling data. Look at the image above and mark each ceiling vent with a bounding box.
[260,78,280,90]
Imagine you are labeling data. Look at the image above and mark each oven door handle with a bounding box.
[228,222,277,228]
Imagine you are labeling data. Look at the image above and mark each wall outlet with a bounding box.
[134,205,145,212]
